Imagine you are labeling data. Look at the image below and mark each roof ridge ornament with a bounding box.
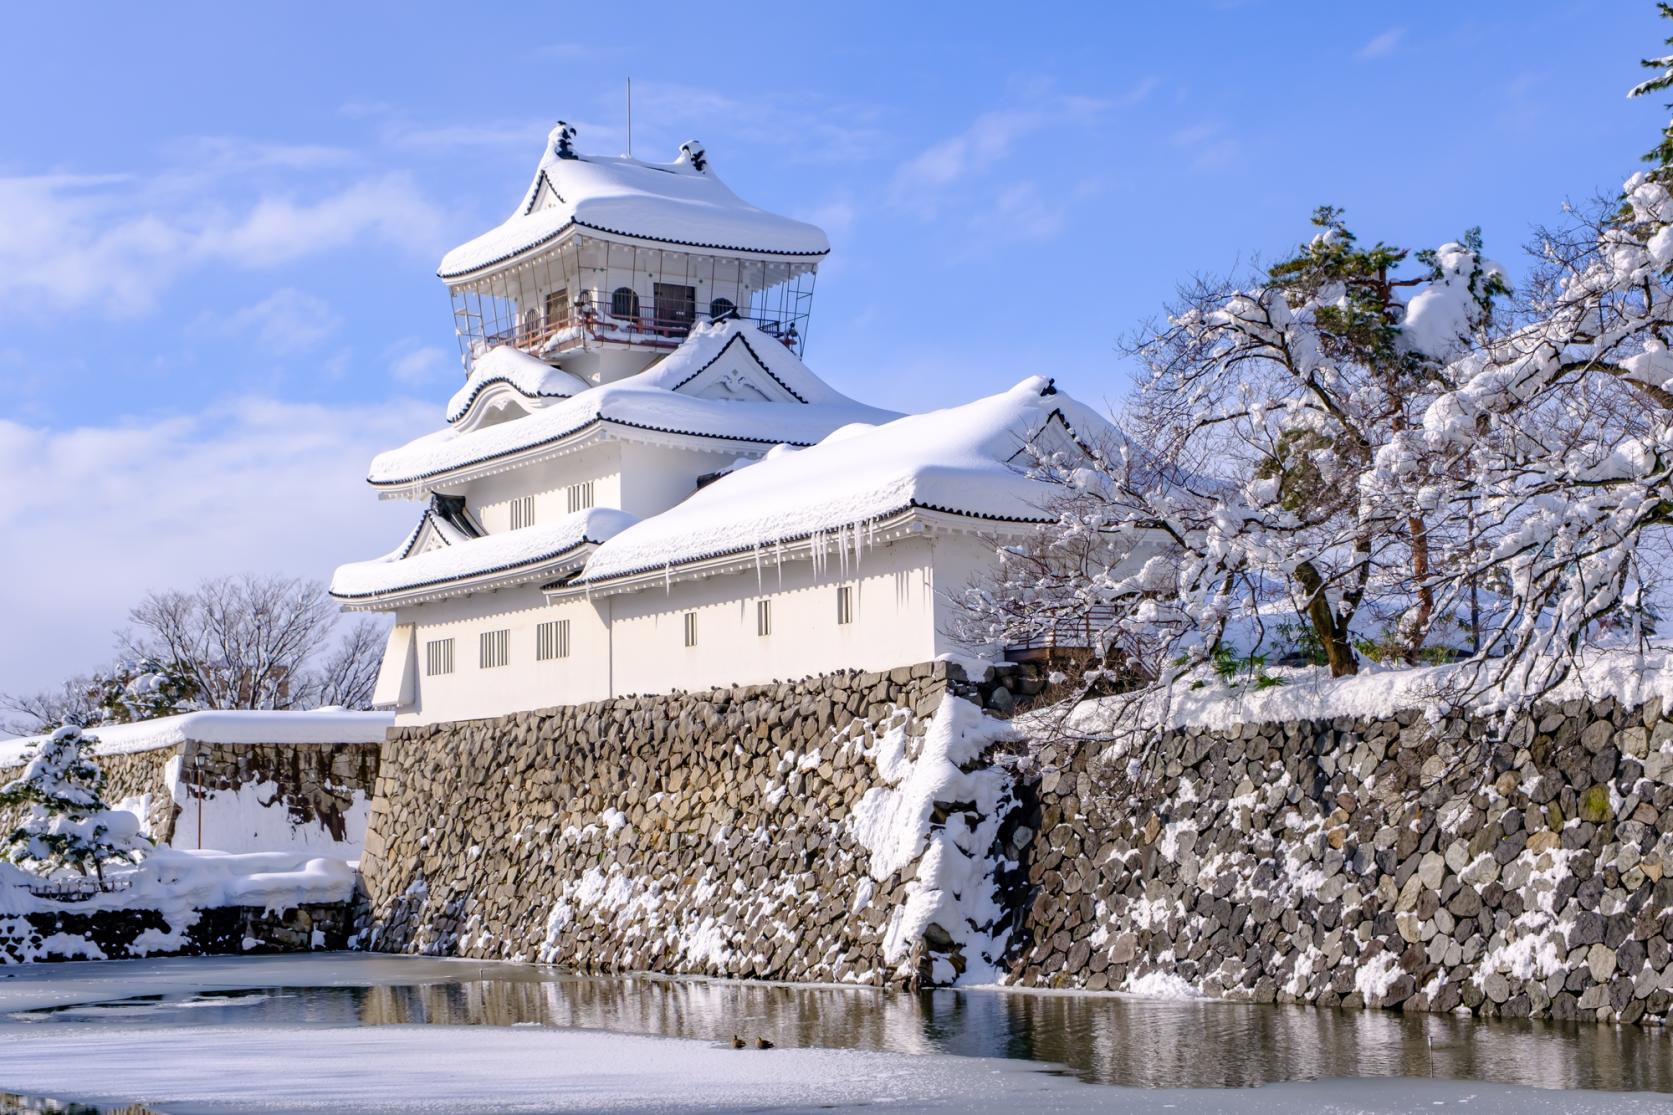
[550,121,578,160]
[679,139,707,173]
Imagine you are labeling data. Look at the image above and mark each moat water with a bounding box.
[0,953,1670,1112]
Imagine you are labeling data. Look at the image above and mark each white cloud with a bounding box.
[1356,27,1404,60]
[889,92,1123,220]
[0,167,449,316]
[1170,121,1243,173]
[389,344,453,386]
[0,398,430,697]
[209,288,341,354]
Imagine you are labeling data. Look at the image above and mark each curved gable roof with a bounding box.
[438,129,829,280]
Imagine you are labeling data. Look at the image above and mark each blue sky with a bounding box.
[0,1,1665,695]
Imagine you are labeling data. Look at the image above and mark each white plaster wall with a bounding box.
[390,531,989,726]
[395,586,611,725]
[616,442,740,519]
[467,444,623,532]
[605,535,940,698]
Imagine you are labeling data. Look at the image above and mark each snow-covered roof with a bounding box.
[369,322,896,490]
[0,708,392,768]
[627,318,857,404]
[577,376,1116,582]
[447,345,590,425]
[438,126,829,280]
[330,507,637,602]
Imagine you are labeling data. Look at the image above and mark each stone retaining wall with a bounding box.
[361,663,1020,984]
[0,740,381,848]
[1009,694,1673,1025]
[0,901,358,963]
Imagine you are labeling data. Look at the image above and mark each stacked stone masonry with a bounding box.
[0,740,381,847]
[1014,692,1673,1026]
[361,664,988,984]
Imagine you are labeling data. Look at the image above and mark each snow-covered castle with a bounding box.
[333,123,1112,724]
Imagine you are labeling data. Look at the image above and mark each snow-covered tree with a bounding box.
[1373,12,1673,706]
[0,725,149,887]
[90,657,201,724]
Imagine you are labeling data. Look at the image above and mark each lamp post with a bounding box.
[194,750,208,851]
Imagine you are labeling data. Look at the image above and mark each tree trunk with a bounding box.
[1295,560,1358,676]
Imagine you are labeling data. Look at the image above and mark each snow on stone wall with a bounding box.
[1012,693,1673,1025]
[0,739,381,855]
[361,663,1026,986]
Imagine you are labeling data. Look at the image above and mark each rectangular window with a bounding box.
[545,289,570,330]
[756,599,772,637]
[425,638,455,676]
[536,619,570,661]
[653,282,697,337]
[567,481,595,514]
[509,495,535,531]
[479,628,509,669]
[836,585,853,626]
[683,611,698,648]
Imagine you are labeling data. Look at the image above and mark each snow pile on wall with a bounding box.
[848,695,1018,983]
[0,848,356,962]
[1060,648,1673,737]
[164,762,368,859]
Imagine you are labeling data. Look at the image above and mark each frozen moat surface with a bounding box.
[0,953,1670,1113]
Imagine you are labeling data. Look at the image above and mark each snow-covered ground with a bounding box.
[0,956,1666,1113]
[0,1022,1666,1114]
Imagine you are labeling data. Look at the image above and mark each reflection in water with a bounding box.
[22,968,1672,1093]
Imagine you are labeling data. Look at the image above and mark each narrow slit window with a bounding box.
[756,599,772,637]
[683,611,698,648]
[836,585,853,626]
[425,638,455,676]
[537,619,571,661]
[479,628,509,669]
[509,495,535,531]
[567,481,595,513]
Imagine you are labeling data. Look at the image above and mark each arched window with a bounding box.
[709,297,737,321]
[610,287,640,320]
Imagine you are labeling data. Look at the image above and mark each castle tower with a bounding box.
[438,123,829,386]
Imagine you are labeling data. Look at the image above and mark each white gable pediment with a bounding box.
[674,336,802,404]
[408,517,454,556]
[1009,409,1092,469]
[453,382,550,433]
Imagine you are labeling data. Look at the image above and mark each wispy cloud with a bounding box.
[1356,27,1405,61]
[389,343,453,386]
[1170,121,1243,173]
[0,397,426,694]
[203,288,341,355]
[0,166,449,316]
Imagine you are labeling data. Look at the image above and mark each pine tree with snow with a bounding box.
[89,657,200,724]
[0,725,150,888]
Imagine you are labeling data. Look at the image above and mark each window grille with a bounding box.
[537,619,570,661]
[509,495,535,530]
[683,612,698,647]
[480,628,509,669]
[425,638,455,676]
[756,599,772,637]
[567,481,595,513]
[837,586,853,625]
[545,289,570,330]
[610,287,639,319]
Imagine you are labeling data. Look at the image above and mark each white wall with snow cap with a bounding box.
[0,708,392,768]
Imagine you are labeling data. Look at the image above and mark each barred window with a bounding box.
[536,619,570,661]
[545,289,570,330]
[683,611,698,648]
[479,628,509,669]
[567,481,595,513]
[509,495,535,531]
[836,585,853,625]
[425,638,455,676]
[756,599,772,637]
